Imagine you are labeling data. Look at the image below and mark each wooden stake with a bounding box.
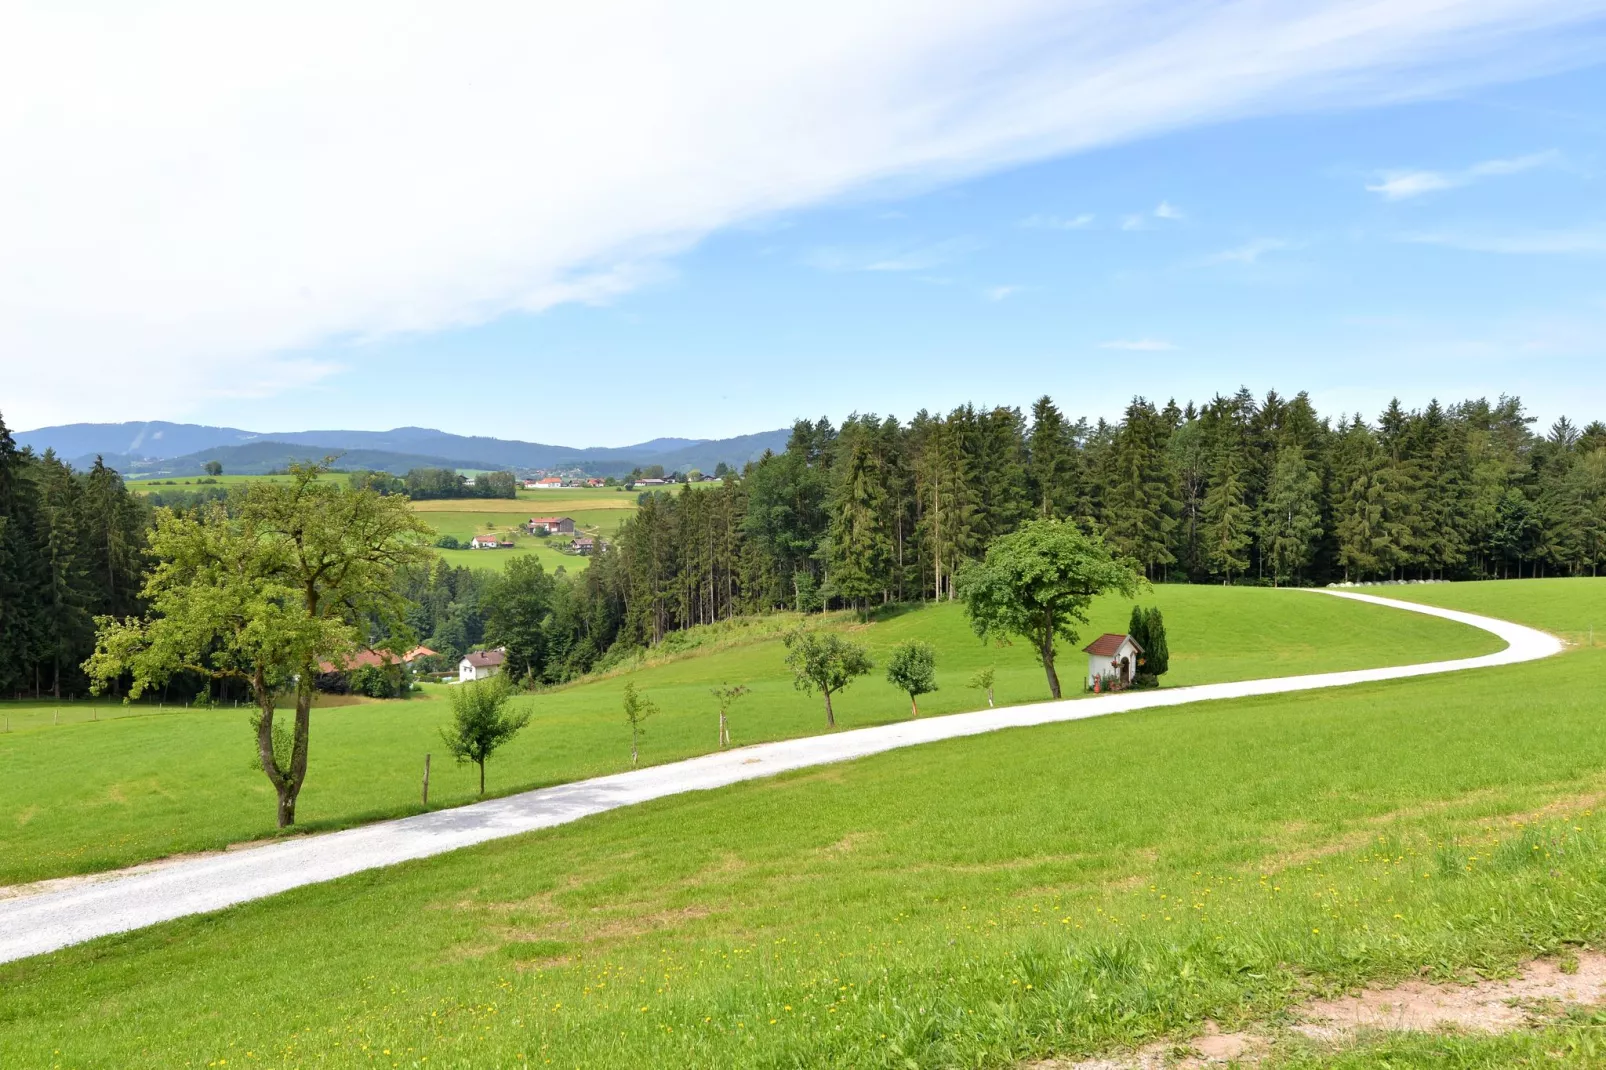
[422,753,432,806]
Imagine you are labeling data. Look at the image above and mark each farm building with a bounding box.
[402,645,438,663]
[1082,633,1143,690]
[527,516,576,535]
[570,535,597,554]
[459,648,506,682]
[316,648,398,674]
[528,477,566,489]
[468,534,502,549]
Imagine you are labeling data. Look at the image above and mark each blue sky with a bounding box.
[5,3,1605,444]
[296,65,1606,443]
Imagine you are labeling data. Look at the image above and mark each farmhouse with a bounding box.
[1082,632,1143,690]
[468,534,502,549]
[527,516,576,535]
[402,645,438,663]
[316,648,398,674]
[529,477,566,489]
[458,648,507,682]
[570,535,597,554]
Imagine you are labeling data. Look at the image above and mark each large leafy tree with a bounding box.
[86,464,432,826]
[957,519,1141,700]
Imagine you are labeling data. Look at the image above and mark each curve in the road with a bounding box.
[0,590,1565,964]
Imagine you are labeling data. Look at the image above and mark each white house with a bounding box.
[469,534,501,550]
[459,648,507,682]
[1082,632,1143,689]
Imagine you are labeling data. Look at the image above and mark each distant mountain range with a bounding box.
[15,421,791,479]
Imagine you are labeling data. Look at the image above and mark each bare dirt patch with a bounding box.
[1295,950,1606,1038]
[1029,952,1606,1068]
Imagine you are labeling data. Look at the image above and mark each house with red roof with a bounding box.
[459,648,507,682]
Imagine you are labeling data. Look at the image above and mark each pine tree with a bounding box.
[1259,446,1322,585]
[1103,399,1178,580]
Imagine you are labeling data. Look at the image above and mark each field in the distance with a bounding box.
[0,586,1500,886]
[2,580,1602,1069]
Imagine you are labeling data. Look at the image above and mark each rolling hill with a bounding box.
[15,421,791,477]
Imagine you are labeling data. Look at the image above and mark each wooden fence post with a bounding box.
[422,753,432,806]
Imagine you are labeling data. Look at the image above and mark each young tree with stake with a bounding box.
[957,519,1141,700]
[885,640,938,717]
[622,681,657,767]
[710,683,748,748]
[782,630,872,727]
[439,674,530,795]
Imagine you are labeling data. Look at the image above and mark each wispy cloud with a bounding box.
[805,238,974,273]
[1366,150,1559,199]
[1121,202,1184,230]
[984,284,1023,302]
[1020,213,1094,230]
[1401,224,1606,254]
[1206,238,1294,264]
[1099,338,1178,351]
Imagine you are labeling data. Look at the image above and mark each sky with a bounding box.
[4,1,1606,445]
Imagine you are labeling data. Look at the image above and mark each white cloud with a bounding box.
[1100,338,1178,351]
[1020,213,1094,229]
[984,285,1023,301]
[1120,214,1149,231]
[1153,200,1185,221]
[1206,238,1295,264]
[1401,225,1606,254]
[2,1,1602,424]
[1366,150,1560,199]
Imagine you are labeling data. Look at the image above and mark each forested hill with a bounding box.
[13,422,791,478]
[3,391,1603,698]
[593,391,1604,649]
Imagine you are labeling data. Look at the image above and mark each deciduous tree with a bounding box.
[957,519,1141,700]
[85,464,432,826]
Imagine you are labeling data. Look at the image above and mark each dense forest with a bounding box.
[0,416,149,698]
[403,389,1606,686]
[3,390,1604,697]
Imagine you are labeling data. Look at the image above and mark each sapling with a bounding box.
[622,681,658,767]
[710,683,748,748]
[968,667,996,708]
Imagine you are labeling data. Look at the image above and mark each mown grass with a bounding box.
[1356,576,1606,647]
[0,587,1497,885]
[0,580,1601,1068]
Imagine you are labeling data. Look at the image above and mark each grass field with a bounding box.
[0,580,1602,1068]
[416,495,639,572]
[0,587,1499,887]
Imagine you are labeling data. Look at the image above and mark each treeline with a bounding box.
[349,468,518,500]
[407,389,1606,687]
[0,415,149,697]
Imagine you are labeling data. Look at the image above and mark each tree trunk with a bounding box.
[909,695,919,718]
[823,688,835,728]
[1040,631,1061,700]
[478,759,486,796]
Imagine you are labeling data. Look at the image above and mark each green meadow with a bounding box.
[1,580,1603,1069]
[0,586,1496,886]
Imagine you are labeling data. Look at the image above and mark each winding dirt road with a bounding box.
[0,590,1563,964]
